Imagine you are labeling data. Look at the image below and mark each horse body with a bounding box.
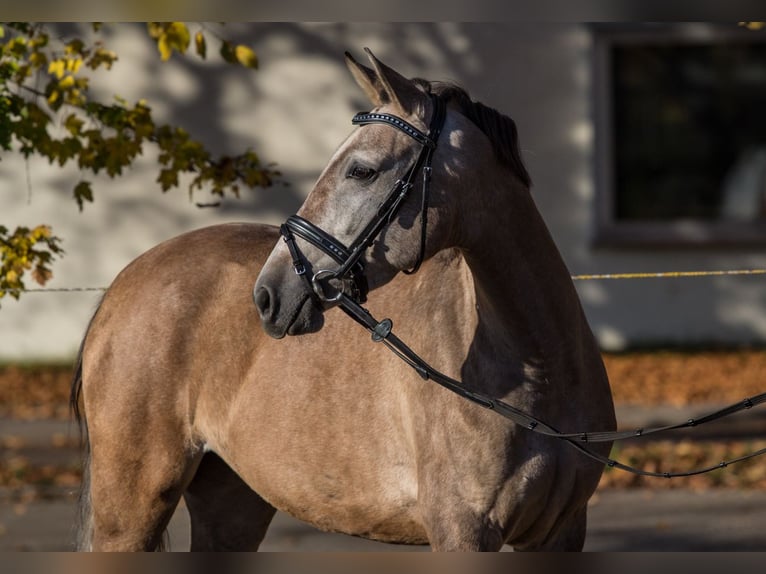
[73,50,615,551]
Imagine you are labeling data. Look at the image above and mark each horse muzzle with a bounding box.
[253,266,326,339]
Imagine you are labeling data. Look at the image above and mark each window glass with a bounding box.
[594,25,766,246]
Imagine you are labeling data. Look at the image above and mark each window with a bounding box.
[593,23,766,247]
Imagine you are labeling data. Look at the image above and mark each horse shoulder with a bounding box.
[81,223,279,443]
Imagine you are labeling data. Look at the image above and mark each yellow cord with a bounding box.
[571,269,766,281]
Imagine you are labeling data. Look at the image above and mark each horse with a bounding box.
[70,49,615,551]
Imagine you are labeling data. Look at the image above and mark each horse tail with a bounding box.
[70,332,92,551]
[70,297,103,551]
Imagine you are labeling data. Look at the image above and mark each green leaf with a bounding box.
[73,180,93,211]
[65,38,85,56]
[219,40,237,64]
[157,168,179,191]
[64,114,84,136]
[87,47,118,70]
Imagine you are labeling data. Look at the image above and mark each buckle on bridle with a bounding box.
[384,181,412,223]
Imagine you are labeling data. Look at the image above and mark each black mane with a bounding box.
[414,79,532,188]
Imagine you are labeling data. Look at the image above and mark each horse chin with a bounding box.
[261,294,324,339]
[286,297,325,336]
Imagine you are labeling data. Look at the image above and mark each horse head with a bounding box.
[254,49,462,338]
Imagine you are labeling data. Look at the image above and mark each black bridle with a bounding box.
[280,94,447,305]
[275,95,766,478]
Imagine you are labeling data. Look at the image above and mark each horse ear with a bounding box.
[345,49,423,115]
[345,51,387,107]
[363,48,423,116]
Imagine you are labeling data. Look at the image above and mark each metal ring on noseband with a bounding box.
[281,215,369,303]
[311,269,345,303]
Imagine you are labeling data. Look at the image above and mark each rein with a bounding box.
[336,291,766,478]
[278,96,766,478]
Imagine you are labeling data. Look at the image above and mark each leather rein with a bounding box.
[278,95,766,478]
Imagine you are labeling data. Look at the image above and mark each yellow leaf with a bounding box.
[235,45,258,69]
[147,22,164,39]
[48,59,65,79]
[168,22,190,49]
[157,35,172,61]
[31,225,52,240]
[195,31,207,59]
[47,89,60,105]
[58,75,75,89]
[66,57,83,74]
[155,22,191,61]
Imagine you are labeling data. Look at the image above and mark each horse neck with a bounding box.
[459,179,593,379]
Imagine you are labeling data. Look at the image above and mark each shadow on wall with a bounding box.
[3,22,766,360]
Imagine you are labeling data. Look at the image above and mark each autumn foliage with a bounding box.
[0,22,277,303]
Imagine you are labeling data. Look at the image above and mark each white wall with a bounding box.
[2,22,766,361]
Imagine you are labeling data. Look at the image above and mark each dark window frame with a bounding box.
[592,23,766,248]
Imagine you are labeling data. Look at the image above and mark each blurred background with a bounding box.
[2,22,766,551]
[4,22,766,359]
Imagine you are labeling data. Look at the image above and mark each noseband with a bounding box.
[280,94,447,304]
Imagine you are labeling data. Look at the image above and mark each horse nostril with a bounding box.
[253,285,274,320]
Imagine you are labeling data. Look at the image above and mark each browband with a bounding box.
[352,111,437,149]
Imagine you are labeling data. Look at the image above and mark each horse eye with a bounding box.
[347,165,377,181]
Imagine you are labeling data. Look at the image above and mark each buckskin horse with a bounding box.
[70,49,615,551]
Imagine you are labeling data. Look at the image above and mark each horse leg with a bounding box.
[183,452,277,551]
[512,505,588,552]
[421,504,506,551]
[86,422,201,551]
[424,504,587,552]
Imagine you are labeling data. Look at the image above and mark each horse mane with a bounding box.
[413,79,532,188]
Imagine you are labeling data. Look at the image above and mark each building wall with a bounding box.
[2,22,766,361]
